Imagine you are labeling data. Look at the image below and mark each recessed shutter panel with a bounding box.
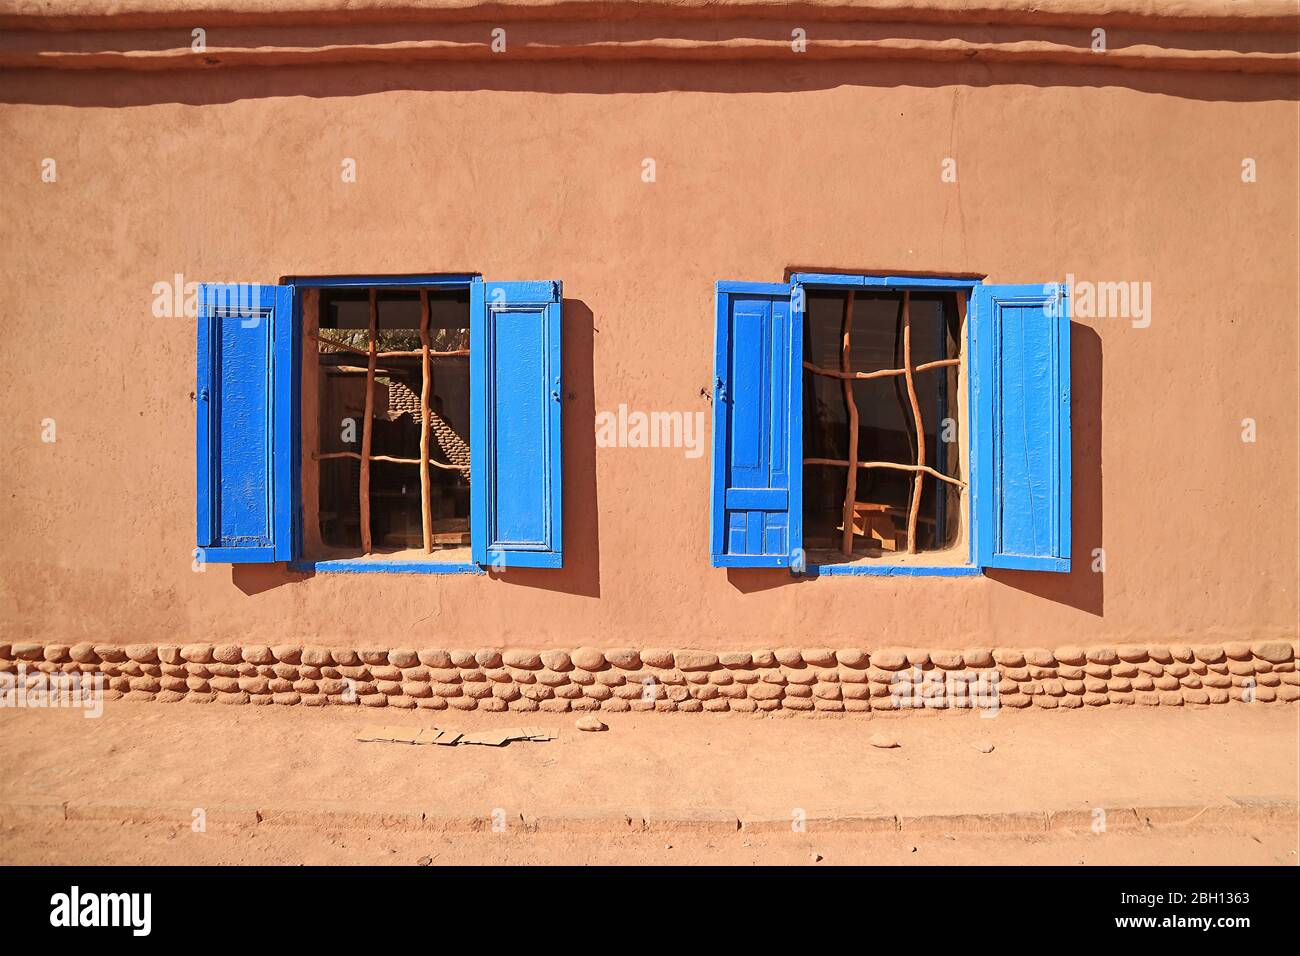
[471,279,563,569]
[710,282,804,568]
[970,283,1071,572]
[196,282,296,563]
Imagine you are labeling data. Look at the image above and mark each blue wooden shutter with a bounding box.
[470,279,563,569]
[710,281,803,568]
[196,282,296,564]
[970,283,1071,572]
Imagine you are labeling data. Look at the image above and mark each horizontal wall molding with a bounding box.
[2,639,1296,715]
[3,1,1299,32]
[1,2,1297,74]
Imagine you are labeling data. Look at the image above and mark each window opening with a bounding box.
[802,289,965,558]
[312,287,471,556]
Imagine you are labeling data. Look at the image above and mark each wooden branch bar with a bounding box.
[358,290,378,553]
[804,457,966,488]
[309,333,369,357]
[803,357,958,380]
[378,348,469,358]
[324,365,398,375]
[840,291,859,557]
[916,358,960,374]
[902,291,925,554]
[316,450,467,471]
[310,332,467,359]
[419,289,433,554]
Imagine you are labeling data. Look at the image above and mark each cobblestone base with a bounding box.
[1,640,1296,714]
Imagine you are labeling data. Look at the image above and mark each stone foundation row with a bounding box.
[2,640,1296,714]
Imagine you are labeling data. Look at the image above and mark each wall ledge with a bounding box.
[3,1,1299,32]
[2,1,1297,74]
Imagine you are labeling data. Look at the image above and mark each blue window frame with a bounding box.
[470,280,564,569]
[710,282,802,568]
[195,273,563,575]
[709,272,1071,577]
[970,283,1071,572]
[196,283,295,564]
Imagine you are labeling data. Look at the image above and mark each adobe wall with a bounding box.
[1,3,1297,660]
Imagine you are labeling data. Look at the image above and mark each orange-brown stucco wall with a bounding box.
[1,21,1297,651]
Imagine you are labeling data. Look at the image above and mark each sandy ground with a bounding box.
[1,701,1296,865]
[2,819,1294,866]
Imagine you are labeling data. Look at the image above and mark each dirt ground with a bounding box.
[2,819,1294,866]
[1,701,1296,865]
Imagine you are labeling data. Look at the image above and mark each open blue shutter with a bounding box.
[710,281,803,568]
[196,282,296,564]
[471,279,563,569]
[970,283,1071,572]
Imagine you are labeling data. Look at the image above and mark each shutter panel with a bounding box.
[970,283,1071,572]
[196,282,296,563]
[471,279,563,568]
[710,281,804,568]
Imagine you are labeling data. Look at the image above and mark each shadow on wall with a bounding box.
[726,567,814,594]
[230,297,600,598]
[3,57,1297,108]
[725,322,1103,616]
[986,321,1103,617]
[232,563,308,597]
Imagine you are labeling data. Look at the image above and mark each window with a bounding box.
[306,286,472,562]
[710,273,1070,576]
[195,275,564,573]
[802,289,964,562]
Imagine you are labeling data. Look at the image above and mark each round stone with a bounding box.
[418,649,453,668]
[802,648,836,667]
[1252,641,1294,664]
[991,648,1026,668]
[641,648,674,668]
[389,649,420,668]
[473,649,502,668]
[212,644,242,664]
[540,649,572,671]
[242,645,274,665]
[69,643,99,664]
[604,648,641,670]
[930,650,964,670]
[571,647,606,670]
[871,649,908,670]
[674,651,719,672]
[503,649,542,669]
[835,649,868,668]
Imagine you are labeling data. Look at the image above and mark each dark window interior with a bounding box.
[316,287,471,554]
[802,290,962,557]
